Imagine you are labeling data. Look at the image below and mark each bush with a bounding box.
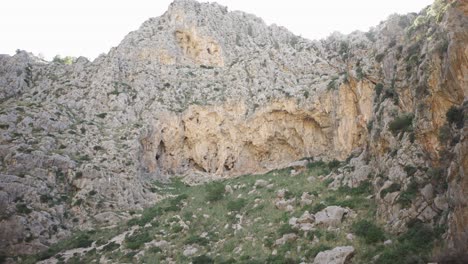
[72,234,94,248]
[192,255,214,264]
[377,221,435,264]
[380,183,401,198]
[397,181,419,208]
[102,241,120,251]
[375,53,385,62]
[404,165,417,176]
[305,244,332,259]
[338,180,372,196]
[389,114,414,135]
[127,206,162,227]
[277,223,297,236]
[266,255,298,264]
[16,203,32,214]
[205,182,225,202]
[352,220,385,244]
[125,231,152,250]
[227,198,247,212]
[53,55,75,65]
[328,159,340,170]
[185,235,209,246]
[438,124,451,143]
[446,106,464,129]
[375,83,384,97]
[96,113,107,119]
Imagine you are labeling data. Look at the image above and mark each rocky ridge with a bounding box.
[0,0,466,261]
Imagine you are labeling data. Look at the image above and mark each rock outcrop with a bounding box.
[0,0,466,258]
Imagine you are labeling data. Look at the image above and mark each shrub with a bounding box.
[306,203,326,214]
[205,182,225,202]
[438,124,451,143]
[389,114,413,135]
[193,255,214,264]
[96,113,107,119]
[266,255,298,264]
[171,224,183,233]
[375,53,385,62]
[327,78,338,90]
[375,83,384,97]
[72,234,94,248]
[404,165,417,176]
[102,241,120,251]
[185,235,209,246]
[338,180,372,196]
[16,203,32,214]
[397,181,419,208]
[328,159,340,170]
[277,223,297,236]
[125,231,151,250]
[446,106,464,129]
[380,183,401,198]
[377,221,435,264]
[352,220,385,244]
[128,206,162,227]
[53,55,75,65]
[305,244,332,259]
[227,198,247,212]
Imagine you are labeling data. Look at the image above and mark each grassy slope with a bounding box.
[17,162,438,264]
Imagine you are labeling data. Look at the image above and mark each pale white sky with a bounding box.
[0,0,433,60]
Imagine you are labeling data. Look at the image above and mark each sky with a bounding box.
[0,0,434,61]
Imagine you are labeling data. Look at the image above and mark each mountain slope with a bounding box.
[0,0,466,262]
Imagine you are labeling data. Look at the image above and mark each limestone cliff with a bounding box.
[0,0,466,259]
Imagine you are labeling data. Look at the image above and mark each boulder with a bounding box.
[313,246,354,264]
[315,206,348,227]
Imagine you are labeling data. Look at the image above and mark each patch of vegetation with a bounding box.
[375,53,385,63]
[404,165,417,177]
[397,181,419,208]
[327,76,339,90]
[328,159,341,170]
[438,124,451,143]
[389,114,414,135]
[205,182,225,202]
[305,244,332,259]
[380,183,401,198]
[377,221,436,264]
[127,206,162,227]
[185,235,209,246]
[338,180,372,196]
[446,106,464,129]
[352,220,385,244]
[227,198,247,212]
[52,55,75,65]
[96,113,107,119]
[375,83,384,98]
[125,231,152,250]
[277,223,298,236]
[192,255,214,264]
[102,241,120,251]
[16,203,32,214]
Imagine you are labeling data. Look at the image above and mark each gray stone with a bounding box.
[313,246,354,264]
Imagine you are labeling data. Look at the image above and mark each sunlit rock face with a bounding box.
[0,0,466,256]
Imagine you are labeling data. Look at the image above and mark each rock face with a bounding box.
[0,0,466,257]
